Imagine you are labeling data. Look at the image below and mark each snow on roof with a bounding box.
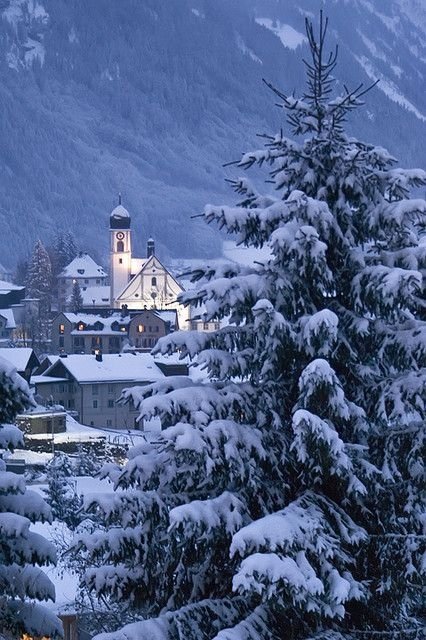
[63,312,130,333]
[0,308,16,329]
[60,253,107,279]
[0,347,35,371]
[31,375,69,384]
[131,258,148,274]
[110,204,130,219]
[81,285,111,306]
[44,353,170,383]
[0,279,24,292]
[154,309,178,326]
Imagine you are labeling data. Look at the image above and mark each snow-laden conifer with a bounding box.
[70,279,83,312]
[75,14,425,640]
[0,356,62,637]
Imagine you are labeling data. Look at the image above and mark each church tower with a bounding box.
[110,195,132,307]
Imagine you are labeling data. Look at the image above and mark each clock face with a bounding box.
[116,232,125,240]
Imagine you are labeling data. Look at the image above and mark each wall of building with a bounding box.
[128,311,167,350]
[35,379,142,429]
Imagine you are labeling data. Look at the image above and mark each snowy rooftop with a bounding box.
[60,253,107,279]
[0,308,16,329]
[0,347,35,371]
[42,352,175,383]
[63,312,130,334]
[0,279,24,292]
[81,285,111,306]
[31,375,69,384]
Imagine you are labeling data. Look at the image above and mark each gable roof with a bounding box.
[60,254,107,279]
[0,348,39,372]
[42,353,169,383]
[117,255,184,302]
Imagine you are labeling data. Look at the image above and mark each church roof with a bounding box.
[60,254,107,279]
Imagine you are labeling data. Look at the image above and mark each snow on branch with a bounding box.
[169,491,247,538]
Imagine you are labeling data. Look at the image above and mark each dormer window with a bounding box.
[78,323,85,331]
[120,326,127,332]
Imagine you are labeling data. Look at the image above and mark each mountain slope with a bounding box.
[0,0,424,265]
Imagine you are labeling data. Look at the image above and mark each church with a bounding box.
[109,198,191,330]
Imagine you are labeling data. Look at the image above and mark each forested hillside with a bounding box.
[0,0,424,264]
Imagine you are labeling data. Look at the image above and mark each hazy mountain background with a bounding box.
[0,0,425,266]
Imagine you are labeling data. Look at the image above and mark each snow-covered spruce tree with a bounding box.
[26,238,52,348]
[46,452,82,530]
[75,14,425,640]
[26,238,52,312]
[51,231,78,277]
[70,280,83,313]
[0,356,62,637]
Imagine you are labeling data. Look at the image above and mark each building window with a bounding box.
[93,400,98,408]
[90,421,94,426]
[96,279,100,284]
[78,269,85,274]
[59,336,64,348]
[92,384,99,395]
[58,384,65,393]
[204,322,209,330]
[68,399,75,409]
[117,240,124,252]
[108,384,114,393]
[120,326,127,332]
[84,279,89,284]
[78,323,85,331]
[151,276,157,286]
[155,326,159,333]
[135,338,140,347]
[137,324,144,333]
[119,258,123,264]
[108,399,114,408]
[107,419,112,426]
[59,324,65,334]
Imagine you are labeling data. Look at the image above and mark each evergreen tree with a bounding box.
[46,453,82,530]
[75,15,425,640]
[51,231,79,277]
[26,239,52,314]
[70,280,84,312]
[0,356,62,637]
[13,257,29,287]
[75,443,102,476]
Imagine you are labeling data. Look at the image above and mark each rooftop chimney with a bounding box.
[147,238,155,258]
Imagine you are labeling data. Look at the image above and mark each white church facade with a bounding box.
[109,200,191,330]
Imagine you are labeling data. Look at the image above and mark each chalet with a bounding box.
[32,352,187,429]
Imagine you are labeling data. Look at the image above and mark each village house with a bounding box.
[32,352,188,429]
[57,253,108,311]
[51,308,177,354]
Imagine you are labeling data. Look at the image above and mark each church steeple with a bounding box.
[109,196,132,306]
[110,195,131,230]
